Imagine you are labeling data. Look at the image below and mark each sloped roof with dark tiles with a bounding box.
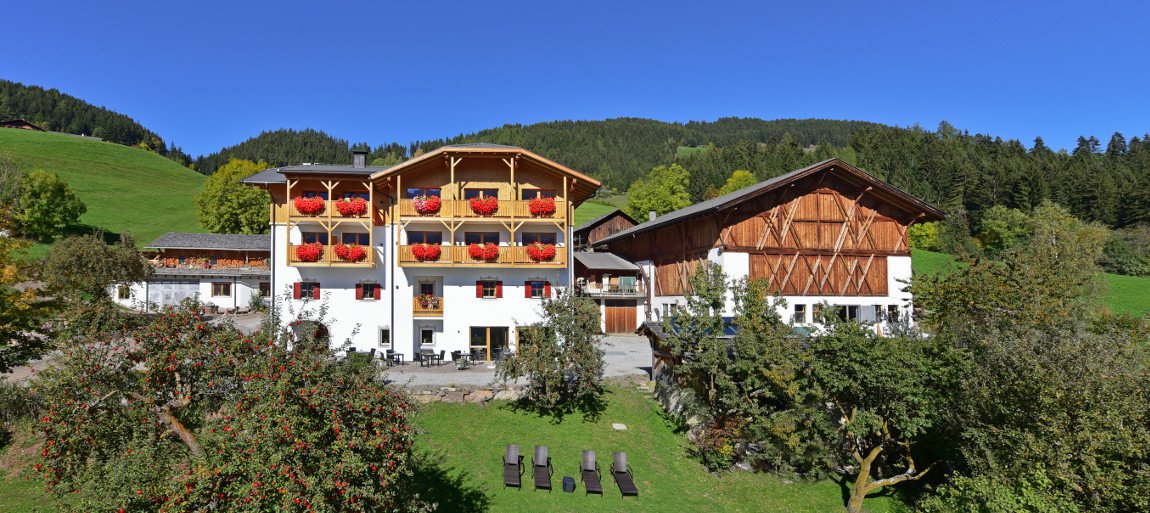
[573,209,638,234]
[592,158,945,247]
[242,168,287,184]
[147,232,269,251]
[573,251,640,271]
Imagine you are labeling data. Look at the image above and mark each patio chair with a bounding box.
[450,350,461,362]
[503,444,522,489]
[580,450,603,495]
[532,445,552,491]
[611,451,638,497]
[437,350,446,366]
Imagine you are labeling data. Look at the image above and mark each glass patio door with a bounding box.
[468,326,509,361]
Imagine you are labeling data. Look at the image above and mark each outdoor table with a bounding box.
[389,352,405,366]
[562,476,576,493]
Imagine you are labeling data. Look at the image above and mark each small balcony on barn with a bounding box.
[573,251,644,298]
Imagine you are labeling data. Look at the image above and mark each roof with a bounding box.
[573,209,638,234]
[240,163,397,186]
[0,118,46,131]
[151,267,269,279]
[369,143,601,204]
[573,251,640,271]
[593,158,946,247]
[242,168,287,185]
[146,232,270,251]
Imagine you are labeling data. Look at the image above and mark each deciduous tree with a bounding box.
[195,158,271,235]
[626,163,692,219]
[42,232,150,300]
[0,236,52,373]
[16,170,86,241]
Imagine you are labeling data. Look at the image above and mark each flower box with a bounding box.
[412,195,442,215]
[469,196,499,216]
[528,197,556,217]
[335,197,368,217]
[293,196,326,215]
[295,242,324,262]
[526,242,557,262]
[410,243,441,261]
[467,242,499,261]
[333,243,367,262]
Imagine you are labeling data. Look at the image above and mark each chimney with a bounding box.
[648,210,657,221]
[352,149,368,168]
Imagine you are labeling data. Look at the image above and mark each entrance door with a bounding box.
[604,300,638,334]
[469,326,509,361]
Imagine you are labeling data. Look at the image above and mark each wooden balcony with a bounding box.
[396,199,567,222]
[288,199,372,222]
[396,244,567,267]
[580,283,645,298]
[413,296,444,317]
[287,245,375,267]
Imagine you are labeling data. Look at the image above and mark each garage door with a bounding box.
[148,280,199,307]
[604,300,637,334]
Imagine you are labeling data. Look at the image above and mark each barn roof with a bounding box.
[593,158,945,247]
[147,232,269,251]
[573,209,638,235]
[573,251,639,271]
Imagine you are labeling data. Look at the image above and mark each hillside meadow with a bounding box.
[0,129,205,256]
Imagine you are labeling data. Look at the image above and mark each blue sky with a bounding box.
[3,1,1148,156]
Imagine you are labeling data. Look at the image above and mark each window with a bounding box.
[117,285,131,300]
[302,191,329,200]
[522,232,557,245]
[212,282,232,297]
[295,281,320,299]
[526,280,548,299]
[408,231,443,244]
[520,189,556,200]
[886,305,900,322]
[464,232,500,245]
[405,187,441,199]
[379,328,390,347]
[359,283,379,301]
[302,232,328,244]
[258,282,271,298]
[342,232,369,245]
[793,304,806,324]
[420,328,435,347]
[478,280,500,299]
[463,188,498,199]
[341,191,369,200]
[812,304,822,321]
[419,282,435,296]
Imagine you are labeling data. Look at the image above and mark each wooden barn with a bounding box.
[573,208,638,251]
[593,158,945,327]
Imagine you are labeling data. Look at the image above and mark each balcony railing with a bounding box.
[580,283,645,298]
[396,244,567,267]
[151,258,269,270]
[288,199,372,220]
[413,296,444,317]
[396,199,566,220]
[287,245,375,267]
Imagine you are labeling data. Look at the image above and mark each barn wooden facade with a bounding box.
[594,158,945,326]
[573,209,638,250]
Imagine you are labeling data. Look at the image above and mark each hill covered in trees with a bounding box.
[191,128,407,174]
[0,79,176,152]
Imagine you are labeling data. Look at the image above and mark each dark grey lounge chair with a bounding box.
[532,445,552,491]
[503,444,522,488]
[612,451,638,497]
[581,450,603,495]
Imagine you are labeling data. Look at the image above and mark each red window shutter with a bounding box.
[293,282,301,299]
[524,281,532,298]
[544,281,552,297]
[355,284,363,300]
[312,283,321,300]
[496,281,503,298]
[476,281,483,298]
[373,284,381,300]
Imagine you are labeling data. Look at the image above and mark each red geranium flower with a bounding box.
[410,243,441,261]
[528,197,556,217]
[467,242,499,261]
[334,197,368,217]
[294,242,323,262]
[412,195,441,215]
[526,242,557,261]
[334,243,367,262]
[469,196,499,216]
[293,196,326,215]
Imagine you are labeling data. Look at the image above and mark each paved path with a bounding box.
[386,335,652,389]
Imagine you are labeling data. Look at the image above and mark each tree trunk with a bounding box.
[846,445,882,513]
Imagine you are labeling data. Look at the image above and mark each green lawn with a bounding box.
[413,385,907,513]
[574,202,620,227]
[912,249,1150,317]
[0,129,206,257]
[0,421,50,513]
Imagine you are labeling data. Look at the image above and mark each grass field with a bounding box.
[912,249,1150,317]
[574,201,620,226]
[413,385,907,513]
[0,129,206,257]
